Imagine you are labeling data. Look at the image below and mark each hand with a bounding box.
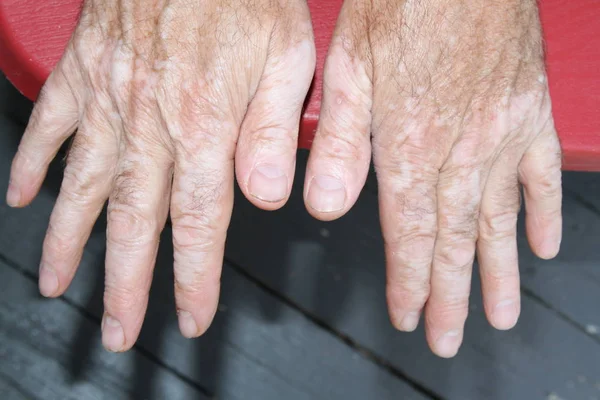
[305,0,562,357]
[7,0,315,352]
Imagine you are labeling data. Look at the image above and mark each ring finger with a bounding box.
[102,135,172,352]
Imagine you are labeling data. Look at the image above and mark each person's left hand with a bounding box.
[305,0,562,357]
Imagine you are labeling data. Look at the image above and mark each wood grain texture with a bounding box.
[1,0,599,170]
[224,152,600,400]
[0,116,429,400]
[0,262,208,400]
[518,171,600,338]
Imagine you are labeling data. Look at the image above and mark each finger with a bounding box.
[426,141,488,358]
[478,150,522,330]
[39,112,118,297]
[102,143,172,352]
[304,32,373,221]
[373,146,438,332]
[235,28,316,208]
[518,124,562,259]
[171,143,234,339]
[7,53,79,207]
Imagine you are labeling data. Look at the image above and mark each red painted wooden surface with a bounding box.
[0,0,598,171]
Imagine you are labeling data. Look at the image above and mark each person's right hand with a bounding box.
[6,0,315,352]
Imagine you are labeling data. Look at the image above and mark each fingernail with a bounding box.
[435,329,461,358]
[398,311,421,332]
[102,314,125,352]
[38,264,59,297]
[6,182,20,207]
[248,164,288,202]
[178,310,198,338]
[492,300,519,330]
[307,175,346,213]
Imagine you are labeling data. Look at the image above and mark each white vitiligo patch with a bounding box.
[402,117,422,137]
[433,115,447,127]
[110,43,135,94]
[153,60,169,72]
[325,39,372,107]
[404,98,420,116]
[443,166,482,221]
[243,39,315,137]
[507,92,539,131]
[319,38,374,141]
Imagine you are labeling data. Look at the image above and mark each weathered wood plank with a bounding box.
[0,261,208,400]
[563,171,600,213]
[515,170,600,338]
[0,115,429,400]
[224,151,600,400]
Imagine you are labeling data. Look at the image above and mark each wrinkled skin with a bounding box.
[7,0,316,352]
[305,0,562,357]
[7,0,562,358]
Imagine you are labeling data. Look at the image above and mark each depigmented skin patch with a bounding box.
[311,0,562,357]
[10,0,316,352]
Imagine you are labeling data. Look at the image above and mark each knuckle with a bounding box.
[44,223,77,260]
[244,125,294,151]
[479,210,519,241]
[171,86,235,148]
[534,167,562,199]
[316,127,366,163]
[426,299,469,323]
[434,241,475,274]
[387,280,430,309]
[386,229,436,267]
[104,284,144,311]
[439,209,479,242]
[394,190,437,223]
[111,165,153,208]
[171,214,221,253]
[174,266,220,297]
[107,208,157,247]
[61,166,103,205]
[480,267,519,291]
[171,168,227,218]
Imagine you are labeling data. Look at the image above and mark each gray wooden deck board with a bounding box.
[0,260,207,400]
[225,151,600,400]
[0,114,428,400]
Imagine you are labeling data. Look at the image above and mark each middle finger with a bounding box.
[425,136,490,358]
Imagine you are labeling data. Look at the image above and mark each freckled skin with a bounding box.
[7,0,316,351]
[305,0,562,357]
